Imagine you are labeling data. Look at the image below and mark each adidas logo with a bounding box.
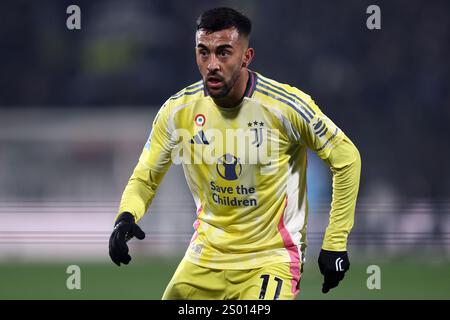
[189,130,210,145]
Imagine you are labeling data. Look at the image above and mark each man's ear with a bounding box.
[242,47,255,68]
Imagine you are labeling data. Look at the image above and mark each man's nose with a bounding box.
[207,55,220,73]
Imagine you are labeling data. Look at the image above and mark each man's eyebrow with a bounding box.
[216,44,233,50]
[196,43,234,50]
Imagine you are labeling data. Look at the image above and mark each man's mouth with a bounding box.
[206,76,224,88]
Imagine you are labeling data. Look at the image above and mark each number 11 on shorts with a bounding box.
[259,274,283,300]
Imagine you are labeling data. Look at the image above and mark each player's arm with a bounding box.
[318,128,361,293]
[289,92,361,292]
[109,102,176,266]
[321,135,361,251]
[117,102,176,222]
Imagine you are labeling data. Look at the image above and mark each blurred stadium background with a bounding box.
[0,0,449,299]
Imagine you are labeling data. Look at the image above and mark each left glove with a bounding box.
[109,212,146,266]
[318,249,350,293]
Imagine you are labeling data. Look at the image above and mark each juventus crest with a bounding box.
[248,120,265,148]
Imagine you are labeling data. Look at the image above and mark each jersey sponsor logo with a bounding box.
[194,114,206,126]
[189,130,210,145]
[170,128,279,175]
[216,153,242,181]
[210,181,258,207]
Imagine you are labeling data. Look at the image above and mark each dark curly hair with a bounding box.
[196,7,252,38]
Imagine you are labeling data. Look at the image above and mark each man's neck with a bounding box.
[213,68,249,108]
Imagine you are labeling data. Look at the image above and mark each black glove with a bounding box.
[109,212,145,266]
[318,249,350,293]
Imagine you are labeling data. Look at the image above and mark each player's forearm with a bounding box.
[322,136,361,251]
[116,161,170,223]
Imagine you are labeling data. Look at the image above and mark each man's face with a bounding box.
[195,28,250,99]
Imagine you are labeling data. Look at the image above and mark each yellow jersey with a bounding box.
[118,70,361,270]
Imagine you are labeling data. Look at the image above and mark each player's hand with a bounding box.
[318,249,350,293]
[109,212,145,266]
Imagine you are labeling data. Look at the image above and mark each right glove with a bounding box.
[109,212,145,266]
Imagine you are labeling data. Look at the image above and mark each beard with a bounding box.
[205,67,241,99]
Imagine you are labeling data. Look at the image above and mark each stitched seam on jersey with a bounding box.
[256,82,314,120]
[170,86,204,101]
[255,87,310,123]
[257,76,316,117]
[170,81,203,99]
[170,86,199,100]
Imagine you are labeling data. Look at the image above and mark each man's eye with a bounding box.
[219,51,230,57]
[199,51,208,57]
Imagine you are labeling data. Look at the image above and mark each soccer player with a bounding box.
[109,7,361,300]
